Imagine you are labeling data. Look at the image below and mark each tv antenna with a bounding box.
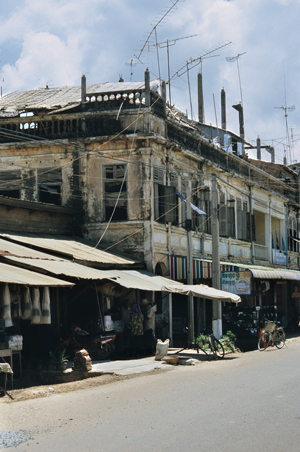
[152,34,198,106]
[172,41,232,119]
[226,52,246,107]
[125,59,137,82]
[274,65,295,165]
[134,0,183,62]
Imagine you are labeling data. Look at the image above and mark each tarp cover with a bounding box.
[162,284,241,303]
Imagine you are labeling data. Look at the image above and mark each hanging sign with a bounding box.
[221,271,251,295]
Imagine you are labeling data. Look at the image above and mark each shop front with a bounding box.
[0,263,74,387]
[170,256,300,348]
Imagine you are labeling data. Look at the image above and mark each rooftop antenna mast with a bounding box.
[125,58,137,81]
[152,34,198,107]
[173,41,232,119]
[275,64,295,165]
[134,0,183,63]
[226,52,246,107]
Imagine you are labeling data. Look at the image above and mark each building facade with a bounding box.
[0,69,299,345]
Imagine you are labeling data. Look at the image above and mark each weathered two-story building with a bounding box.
[0,69,299,346]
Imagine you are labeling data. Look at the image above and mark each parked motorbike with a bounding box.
[56,324,116,360]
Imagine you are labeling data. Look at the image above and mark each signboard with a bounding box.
[272,249,287,265]
[221,271,251,295]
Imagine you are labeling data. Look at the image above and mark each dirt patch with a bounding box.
[1,368,168,403]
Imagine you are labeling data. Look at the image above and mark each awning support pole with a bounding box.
[169,293,173,347]
[94,282,104,331]
[212,174,222,339]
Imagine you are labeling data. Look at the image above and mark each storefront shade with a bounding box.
[162,284,241,303]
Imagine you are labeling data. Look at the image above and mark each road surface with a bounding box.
[1,338,300,451]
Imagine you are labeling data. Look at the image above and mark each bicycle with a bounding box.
[258,320,285,351]
[182,328,225,360]
[196,333,225,360]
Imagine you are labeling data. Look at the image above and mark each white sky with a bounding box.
[0,0,299,165]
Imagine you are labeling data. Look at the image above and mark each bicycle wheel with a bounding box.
[212,336,225,359]
[87,343,111,360]
[258,332,270,351]
[208,336,217,359]
[274,328,285,349]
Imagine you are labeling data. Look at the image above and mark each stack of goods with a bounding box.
[7,335,23,351]
[72,349,92,372]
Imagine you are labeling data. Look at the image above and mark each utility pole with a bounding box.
[211,175,222,338]
[186,185,194,344]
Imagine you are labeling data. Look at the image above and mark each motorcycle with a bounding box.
[57,324,116,360]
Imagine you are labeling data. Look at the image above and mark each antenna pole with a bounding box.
[154,27,161,82]
[167,40,171,106]
[236,57,243,107]
[187,62,193,119]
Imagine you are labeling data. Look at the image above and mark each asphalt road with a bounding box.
[1,339,300,451]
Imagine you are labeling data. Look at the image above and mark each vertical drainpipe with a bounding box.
[161,80,167,138]
[144,68,150,133]
[250,185,255,264]
[285,203,289,267]
[81,74,87,135]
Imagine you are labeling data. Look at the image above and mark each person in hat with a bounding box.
[141,299,156,354]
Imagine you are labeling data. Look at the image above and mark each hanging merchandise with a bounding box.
[31,288,41,324]
[41,287,51,324]
[22,287,32,320]
[2,284,13,328]
[11,286,22,319]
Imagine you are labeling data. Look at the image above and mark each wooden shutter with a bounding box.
[164,186,177,224]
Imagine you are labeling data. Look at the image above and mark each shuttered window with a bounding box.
[104,164,127,221]
[154,184,178,225]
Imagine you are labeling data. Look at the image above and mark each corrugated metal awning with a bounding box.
[4,256,118,281]
[1,256,181,290]
[0,233,141,267]
[0,262,73,286]
[246,266,300,281]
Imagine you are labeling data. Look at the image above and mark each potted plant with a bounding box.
[46,351,56,370]
[195,333,208,348]
[55,349,69,371]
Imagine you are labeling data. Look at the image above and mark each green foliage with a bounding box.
[55,349,69,362]
[195,333,208,344]
[48,351,56,362]
[225,330,237,343]
[220,331,237,352]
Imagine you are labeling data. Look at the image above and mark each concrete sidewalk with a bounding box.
[90,348,210,376]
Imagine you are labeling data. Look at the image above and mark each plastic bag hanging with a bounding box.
[31,288,41,324]
[2,283,13,328]
[41,287,51,324]
[22,287,32,320]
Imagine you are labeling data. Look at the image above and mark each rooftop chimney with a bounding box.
[81,74,86,105]
[221,88,226,130]
[257,137,261,160]
[197,73,204,123]
[145,68,150,107]
[232,103,244,139]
